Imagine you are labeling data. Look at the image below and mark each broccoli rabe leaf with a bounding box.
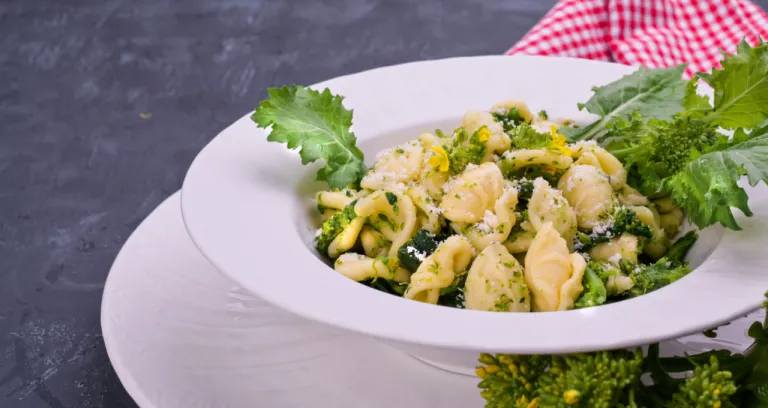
[438,272,467,309]
[698,39,768,129]
[252,85,366,189]
[568,65,688,142]
[681,78,713,117]
[397,229,451,272]
[492,107,527,132]
[665,132,768,230]
[508,124,550,149]
[365,278,408,296]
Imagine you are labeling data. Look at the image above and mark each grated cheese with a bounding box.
[374,147,395,162]
[406,246,427,262]
[570,140,598,153]
[490,106,507,115]
[608,253,622,265]
[362,171,399,187]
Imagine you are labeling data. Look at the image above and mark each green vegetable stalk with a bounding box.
[478,292,768,408]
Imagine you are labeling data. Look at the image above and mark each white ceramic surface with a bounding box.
[101,193,483,407]
[102,192,764,406]
[180,56,768,370]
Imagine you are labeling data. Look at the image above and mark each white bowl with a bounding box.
[180,55,768,375]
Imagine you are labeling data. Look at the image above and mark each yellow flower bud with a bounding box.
[563,389,581,405]
[475,366,488,379]
[477,126,491,143]
[428,146,450,172]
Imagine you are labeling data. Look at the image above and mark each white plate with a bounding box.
[100,192,482,407]
[180,55,768,367]
[102,192,764,407]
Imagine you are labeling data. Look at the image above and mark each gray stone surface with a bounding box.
[3,0,768,406]
[0,0,553,406]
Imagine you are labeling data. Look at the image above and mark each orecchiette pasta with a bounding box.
[418,133,451,199]
[654,197,684,236]
[334,253,411,283]
[453,186,519,251]
[589,234,639,265]
[321,208,338,222]
[528,177,577,247]
[316,189,367,211]
[313,97,697,313]
[406,185,443,234]
[524,222,587,312]
[355,189,418,258]
[328,217,366,259]
[504,218,536,254]
[502,149,573,172]
[439,162,505,223]
[571,141,627,189]
[659,208,684,236]
[557,165,614,229]
[360,226,390,258]
[361,139,426,190]
[618,185,650,206]
[405,236,474,304]
[629,205,669,260]
[601,263,634,296]
[464,243,530,312]
[491,99,534,124]
[461,110,512,162]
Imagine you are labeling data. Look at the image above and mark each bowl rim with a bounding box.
[180,54,768,354]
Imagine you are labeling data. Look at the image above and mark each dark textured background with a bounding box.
[3,0,767,406]
[0,0,554,406]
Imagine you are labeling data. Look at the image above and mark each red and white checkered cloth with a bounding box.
[507,0,768,78]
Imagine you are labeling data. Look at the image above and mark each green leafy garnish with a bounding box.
[568,40,768,230]
[568,65,688,142]
[508,124,551,149]
[252,85,366,189]
[698,39,768,129]
[666,131,768,229]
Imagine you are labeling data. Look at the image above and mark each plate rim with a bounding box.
[100,194,178,408]
[180,54,768,354]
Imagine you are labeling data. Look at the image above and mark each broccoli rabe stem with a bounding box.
[665,230,698,263]
[574,264,608,309]
[610,143,649,161]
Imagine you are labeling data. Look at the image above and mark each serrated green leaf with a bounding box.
[509,124,550,149]
[681,78,712,118]
[665,132,768,229]
[698,39,768,129]
[568,65,688,142]
[251,85,366,189]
